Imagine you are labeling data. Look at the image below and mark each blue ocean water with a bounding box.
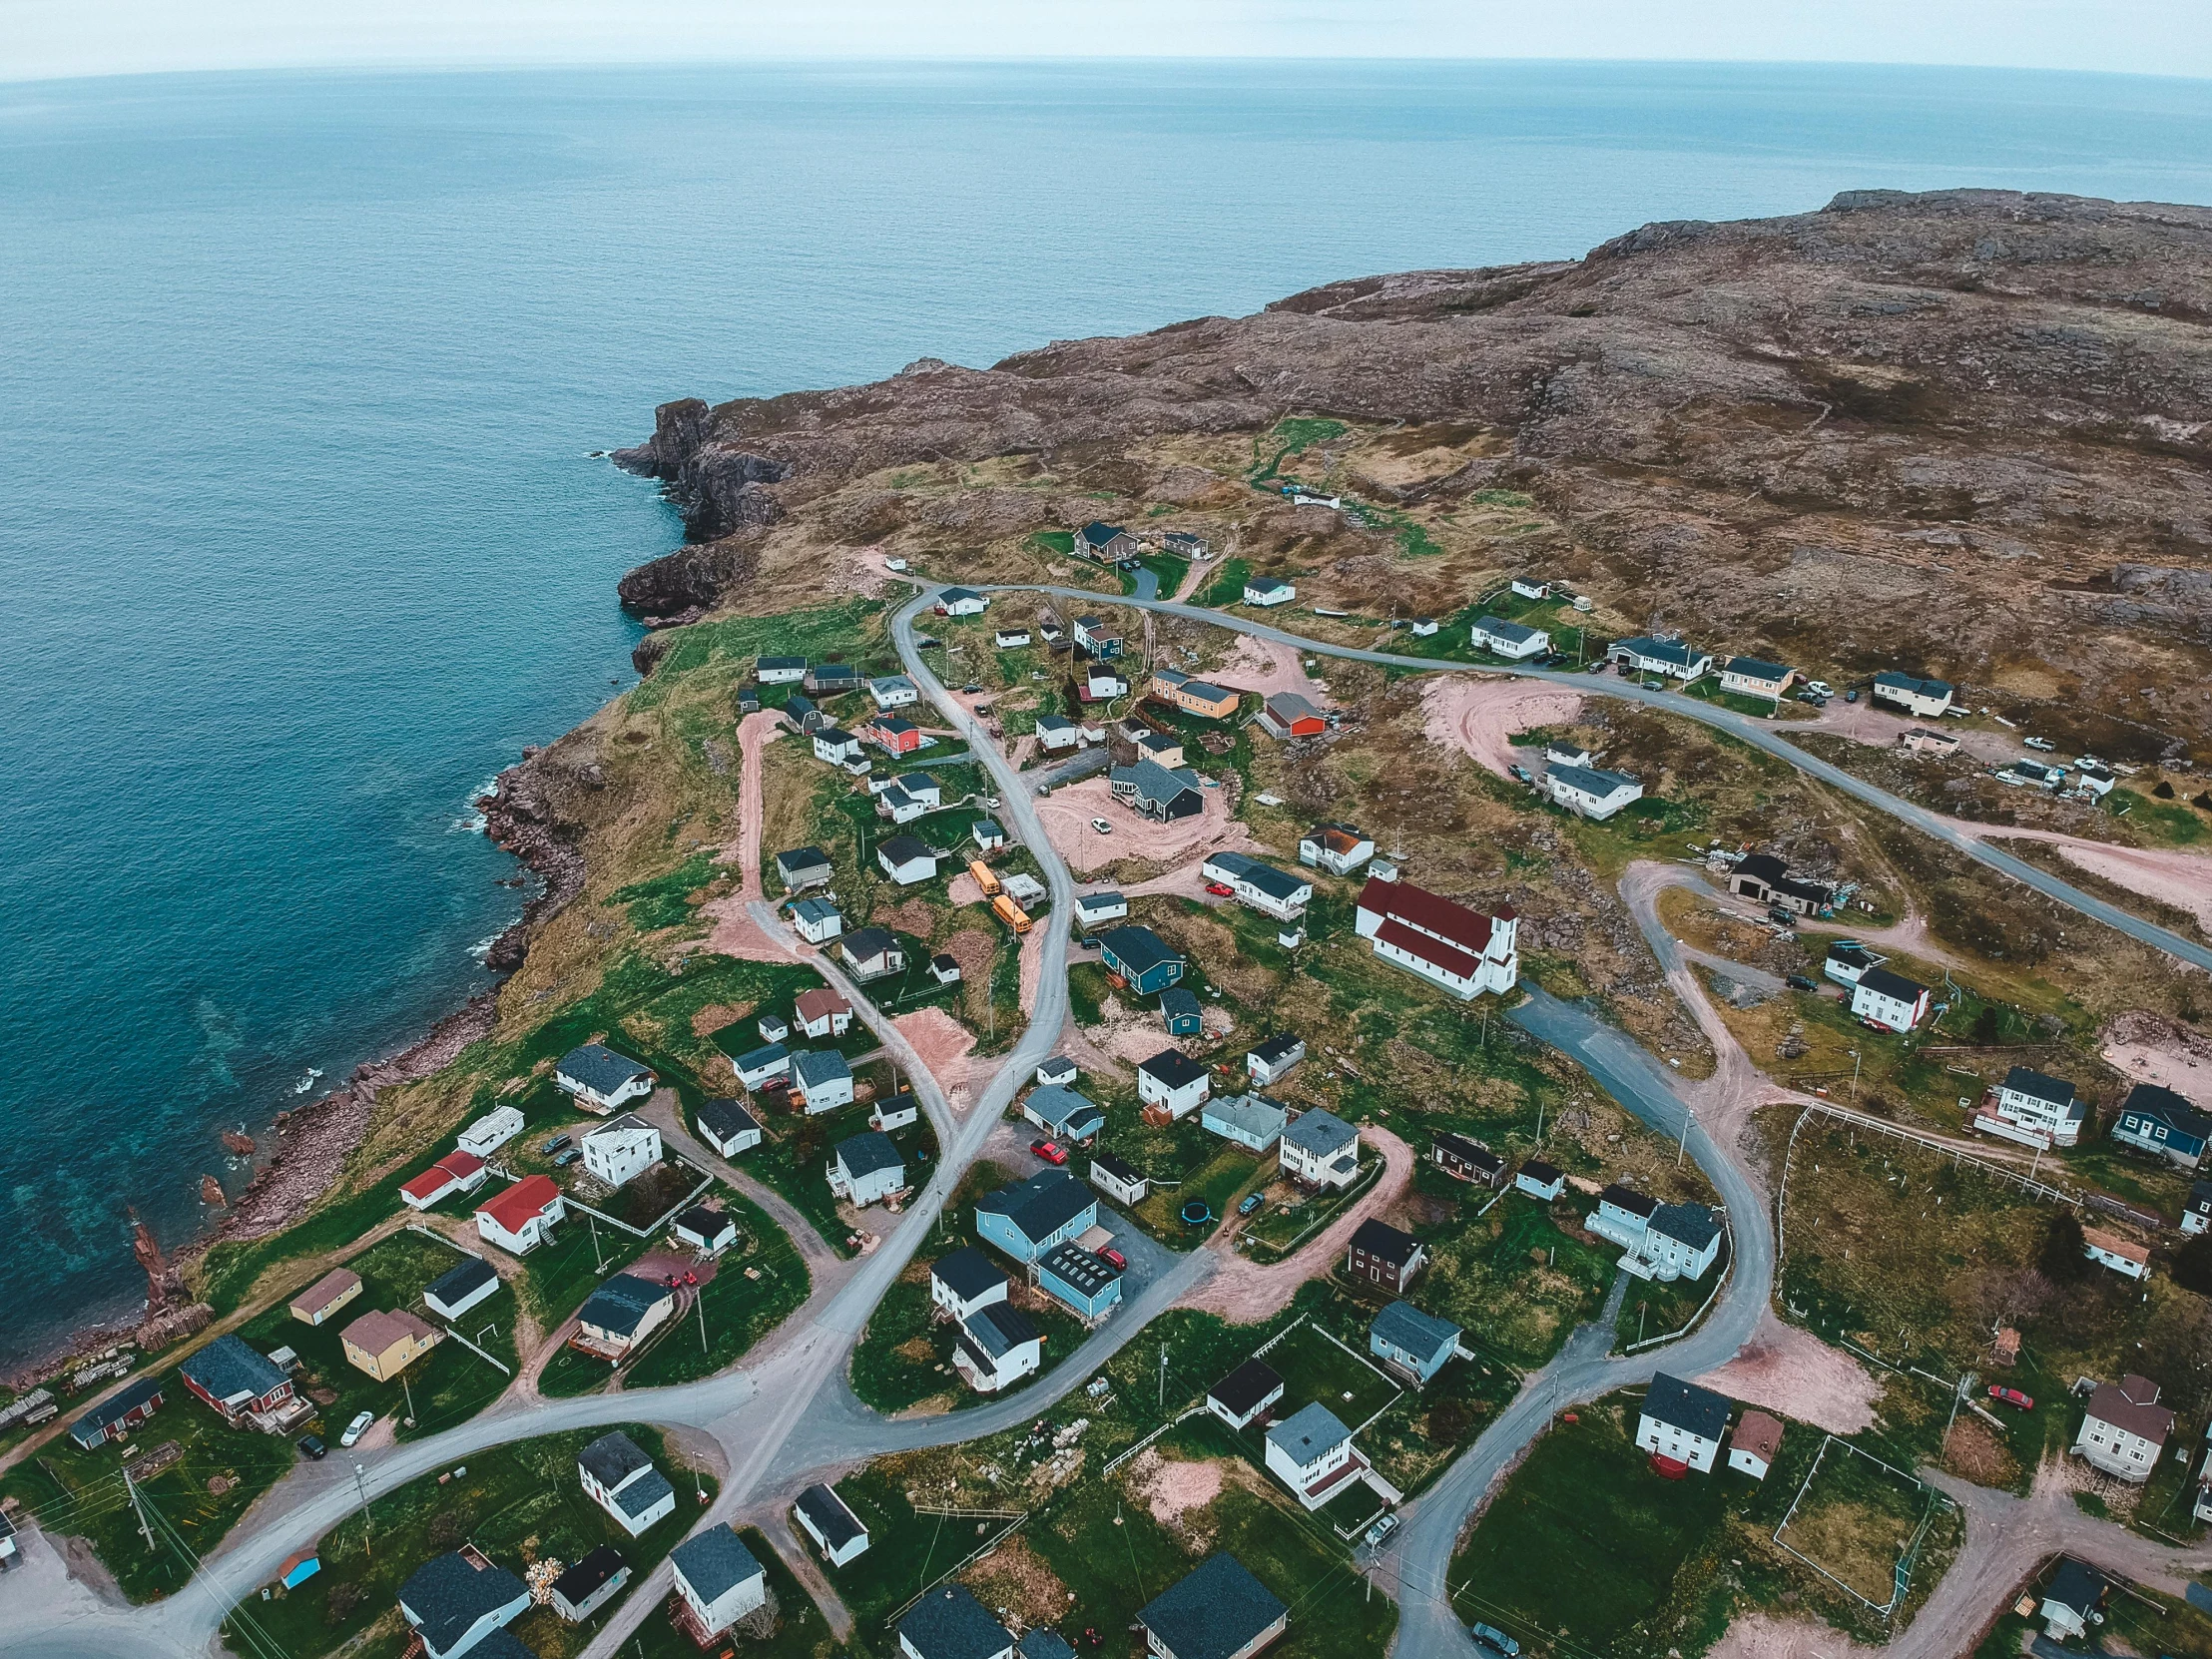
[7,60,2212,1363]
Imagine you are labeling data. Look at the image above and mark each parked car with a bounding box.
[1205,881,1235,897]
[541,1133,571,1155]
[1787,973,1819,991]
[1843,688,1860,703]
[1767,906,1797,929]
[340,1411,375,1448]
[1238,1192,1265,1216]
[1469,1623,1519,1657]
[1806,680,1833,698]
[2024,736,2056,752]
[553,1147,582,1168]
[1030,1139,1068,1166]
[1988,1385,2034,1411]
[1096,1246,1126,1269]
[1507,765,1531,783]
[297,1434,327,1460]
[1364,1513,1399,1548]
[1090,818,1113,834]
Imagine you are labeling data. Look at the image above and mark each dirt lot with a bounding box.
[1706,1613,1887,1659]
[1178,1124,1413,1322]
[1034,776,1257,874]
[1970,823,2212,934]
[893,1006,983,1109]
[1123,1445,1225,1526]
[1420,677,1587,781]
[1205,633,1332,702]
[1694,1309,1882,1436]
[2100,1008,2212,1094]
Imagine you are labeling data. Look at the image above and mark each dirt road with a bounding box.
[704,710,800,961]
[1178,1124,1413,1322]
[1420,677,1586,781]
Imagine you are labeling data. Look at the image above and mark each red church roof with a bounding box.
[1356,877,1499,956]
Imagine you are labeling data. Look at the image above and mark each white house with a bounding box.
[1987,1066,2086,1147]
[795,1483,870,1568]
[473,1176,565,1256]
[577,1431,677,1539]
[1073,889,1128,929]
[1588,1184,1658,1249]
[1086,666,1129,701]
[2075,1376,2174,1481]
[830,1131,906,1208]
[871,1090,921,1131]
[1136,1049,1212,1119]
[937,587,989,617]
[1264,1402,1367,1509]
[696,1097,763,1158]
[869,675,921,710]
[1470,616,1549,659]
[929,1247,1010,1322]
[795,987,853,1038]
[793,1049,855,1113]
[670,1526,768,1638]
[1851,966,1931,1032]
[877,835,938,885]
[813,729,862,765]
[581,1115,663,1189]
[875,784,930,825]
[1089,1151,1150,1206]
[839,927,905,981]
[1036,1055,1078,1088]
[1202,1094,1288,1154]
[1515,1160,1565,1201]
[1199,850,1312,921]
[1631,1203,1723,1283]
[2040,1558,2108,1643]
[1728,1411,1784,1480]
[791,896,844,944]
[756,656,808,686]
[1035,715,1081,753]
[2183,1180,2212,1237]
[1354,876,1518,1000]
[1539,764,1643,822]
[555,1044,655,1115]
[1298,822,1374,875]
[952,1303,1043,1393]
[457,1107,524,1160]
[397,1554,534,1659]
[994,627,1032,649]
[1246,1034,1306,1087]
[672,1204,738,1255]
[1823,940,1884,987]
[1635,1374,1730,1473]
[2083,1226,2151,1281]
[1510,577,1551,600]
[1544,741,1593,768]
[1279,1108,1361,1190]
[1720,657,1795,701]
[1244,576,1296,607]
[1207,1358,1285,1431]
[731,1042,791,1092]
[1872,671,1954,719]
[1610,636,1714,681]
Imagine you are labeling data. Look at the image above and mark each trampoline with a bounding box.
[1180,1200,1214,1227]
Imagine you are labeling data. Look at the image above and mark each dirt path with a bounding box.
[1171,557,1210,603]
[1206,633,1331,703]
[1691,1307,1881,1435]
[704,711,803,962]
[1017,923,1048,1015]
[640,1091,844,1284]
[1178,1125,1413,1322]
[756,1510,856,1640]
[1420,677,1586,781]
[1033,775,1257,874]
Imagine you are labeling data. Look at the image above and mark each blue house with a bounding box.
[1035,1241,1124,1320]
[1096,926,1185,996]
[1160,986,1203,1036]
[2112,1083,2212,1168]
[975,1169,1099,1263]
[1370,1301,1462,1384]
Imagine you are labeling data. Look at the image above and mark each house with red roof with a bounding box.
[474,1174,566,1256]
[1353,877,1518,1000]
[399,1150,489,1212]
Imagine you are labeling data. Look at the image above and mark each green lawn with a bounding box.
[1199,556,1253,607]
[1414,1190,1619,1370]
[236,1229,519,1442]
[848,1272,1088,1413]
[1,1380,297,1604]
[1127,1140,1269,1244]
[223,1423,716,1659]
[1259,1321,1400,1430]
[623,1190,812,1387]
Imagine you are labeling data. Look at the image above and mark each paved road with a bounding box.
[978,585,2212,975]
[1384,986,1777,1659]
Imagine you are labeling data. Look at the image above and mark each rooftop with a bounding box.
[558,1043,652,1095]
[577,1274,674,1340]
[978,1168,1095,1243]
[1139,1048,1209,1090]
[1641,1373,1732,1441]
[1209,1358,1285,1417]
[1282,1107,1357,1158]
[1266,1400,1352,1465]
[1096,924,1182,977]
[1138,1555,1287,1659]
[399,1552,530,1656]
[797,1482,867,1551]
[1349,1217,1419,1267]
[671,1524,764,1604]
[931,1246,1008,1303]
[837,1131,905,1180]
[578,1430,655,1492]
[900,1584,1015,1659]
[1372,1300,1461,1360]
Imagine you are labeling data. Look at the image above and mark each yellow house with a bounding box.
[339,1309,442,1382]
[1149,668,1241,721]
[288,1268,362,1328]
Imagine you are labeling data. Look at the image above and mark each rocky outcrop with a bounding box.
[615,395,792,542]
[617,534,762,622]
[477,750,591,969]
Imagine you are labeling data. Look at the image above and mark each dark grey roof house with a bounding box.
[898,1582,1016,1659]
[550,1544,630,1623]
[397,1552,532,1659]
[1138,1553,1289,1659]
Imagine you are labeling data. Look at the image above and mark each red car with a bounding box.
[1987,1385,2034,1411]
[1096,1246,1127,1269]
[1205,881,1235,897]
[1030,1139,1068,1166]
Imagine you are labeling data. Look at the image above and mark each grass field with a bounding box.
[235,1228,519,1442]
[847,1268,1088,1413]
[1774,1439,1936,1609]
[223,1423,715,1659]
[1262,1321,1400,1431]
[625,1189,812,1386]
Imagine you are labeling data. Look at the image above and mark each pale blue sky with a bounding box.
[5,0,2209,84]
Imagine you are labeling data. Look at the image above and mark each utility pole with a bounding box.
[1159,1346,1169,1412]
[1534,1099,1543,1146]
[589,1211,605,1273]
[402,1371,416,1428]
[1850,1048,1863,1105]
[125,1466,154,1554]
[1677,1102,1693,1169]
[353,1463,373,1558]
[698,1284,710,1353]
